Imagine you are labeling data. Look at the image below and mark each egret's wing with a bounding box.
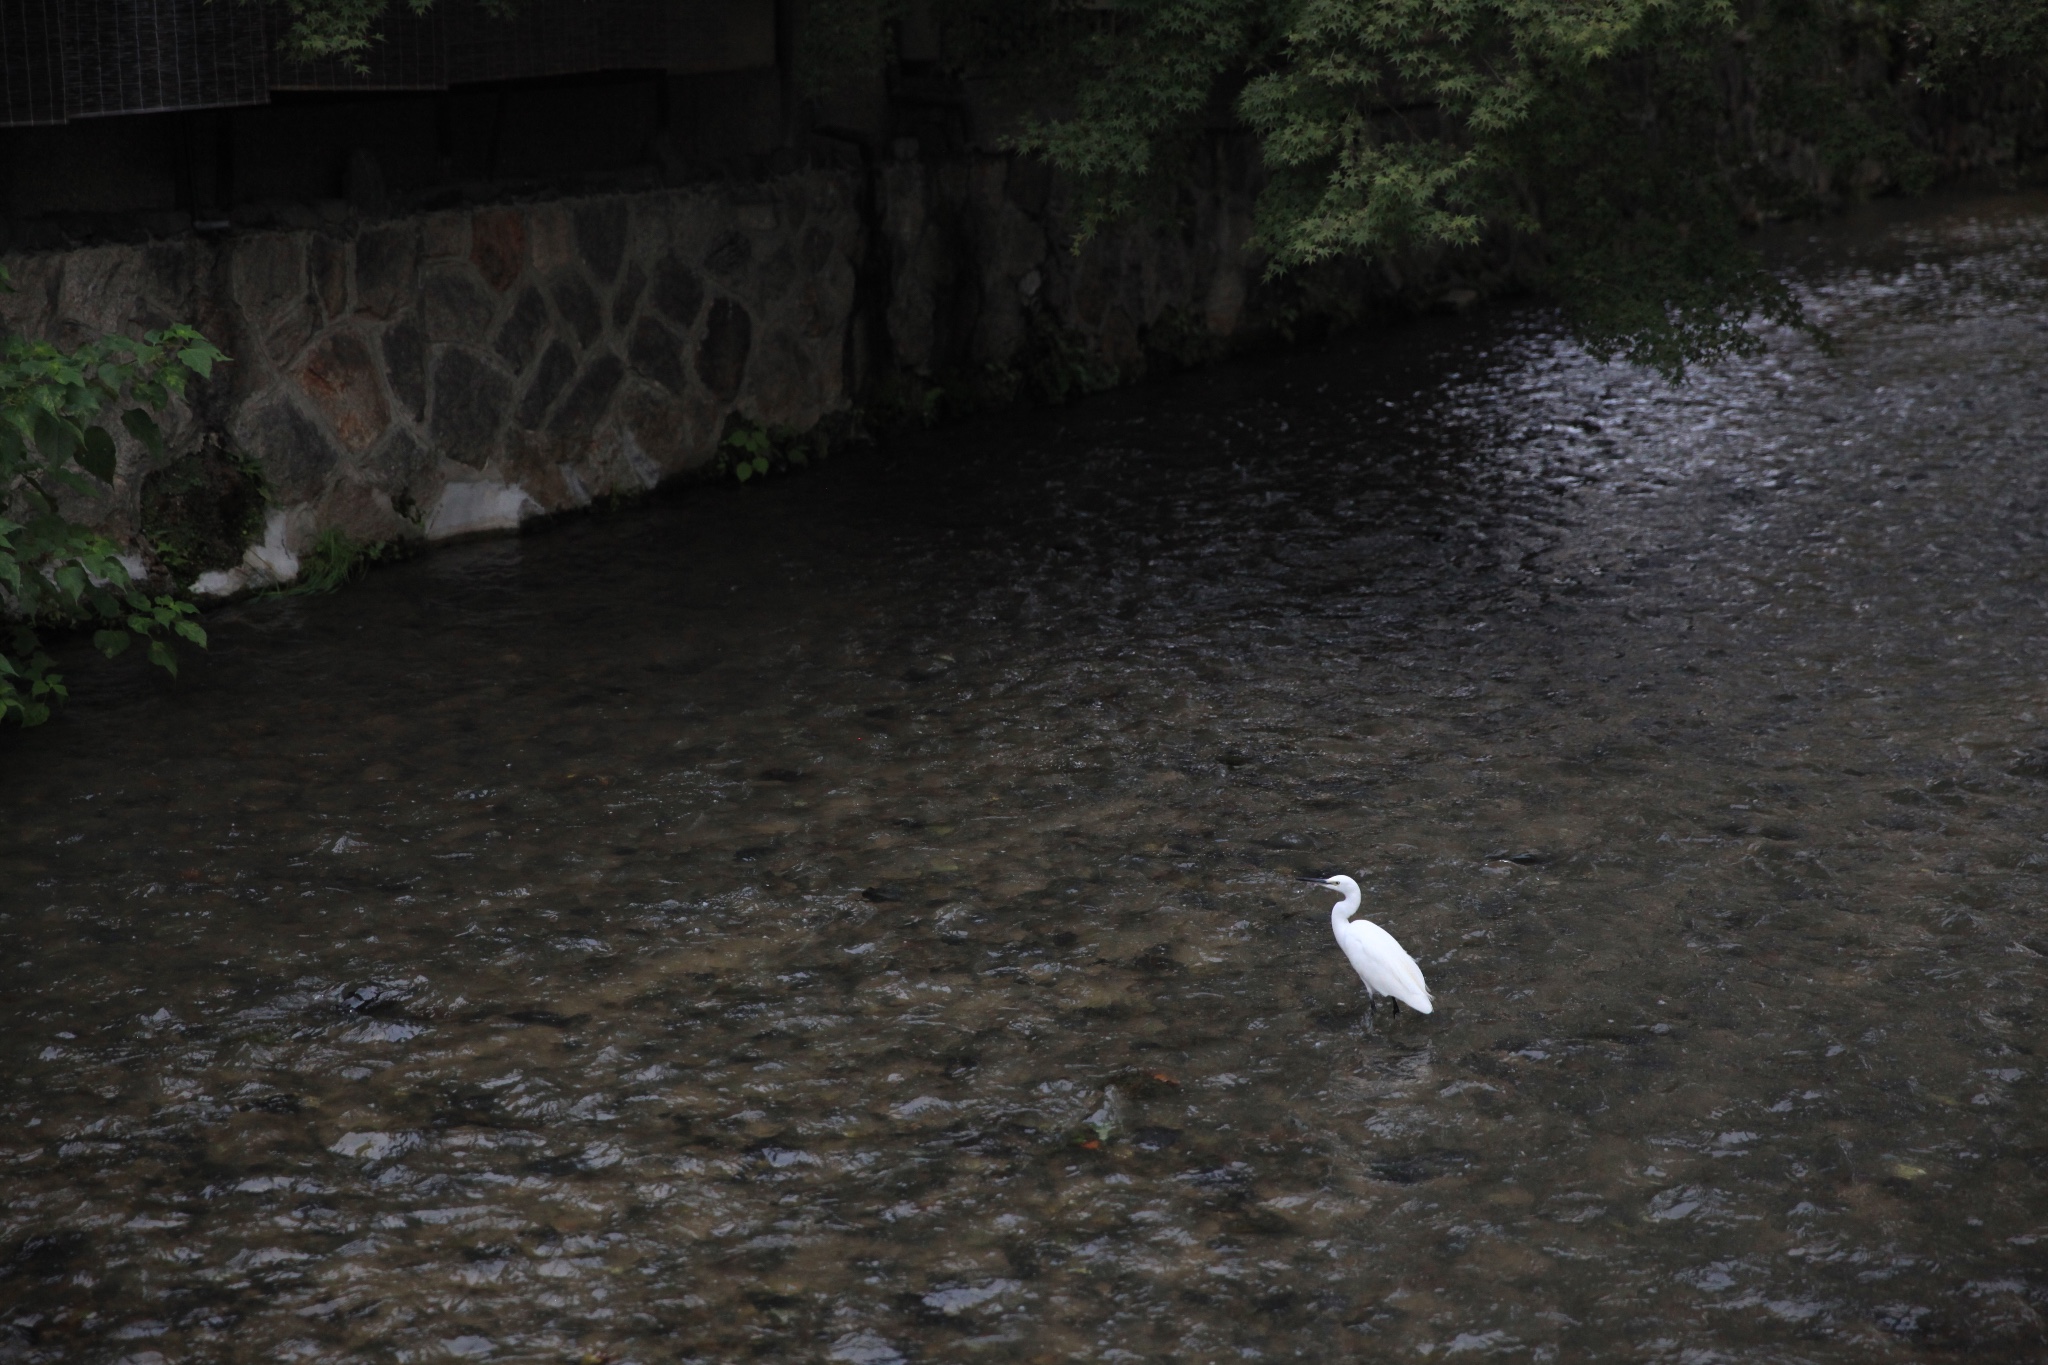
[1335,918,1433,1013]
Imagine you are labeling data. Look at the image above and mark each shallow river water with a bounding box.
[5,196,2048,1364]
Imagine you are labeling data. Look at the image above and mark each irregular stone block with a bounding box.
[354,223,418,320]
[547,350,625,438]
[311,234,349,320]
[0,256,56,341]
[802,224,836,273]
[297,328,390,453]
[620,381,718,475]
[755,242,797,301]
[516,340,577,429]
[743,331,820,425]
[365,425,435,494]
[426,480,540,540]
[574,199,628,282]
[527,203,574,273]
[704,229,752,281]
[143,240,199,317]
[496,429,580,510]
[235,393,340,503]
[612,260,646,328]
[429,347,514,468]
[230,233,303,320]
[231,234,317,365]
[470,207,527,293]
[694,297,751,402]
[650,255,704,329]
[422,210,470,260]
[54,245,151,343]
[381,313,428,422]
[422,266,497,343]
[493,285,551,374]
[317,478,414,545]
[627,316,688,396]
[548,270,603,348]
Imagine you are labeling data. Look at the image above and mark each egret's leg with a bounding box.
[1361,991,1378,1036]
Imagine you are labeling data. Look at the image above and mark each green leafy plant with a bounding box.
[0,295,227,726]
[717,421,816,484]
[140,434,269,583]
[264,0,2047,377]
[278,528,391,595]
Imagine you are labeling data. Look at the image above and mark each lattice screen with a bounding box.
[0,0,67,126]
[63,0,271,119]
[0,0,696,126]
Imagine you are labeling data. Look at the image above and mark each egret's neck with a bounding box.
[1329,886,1360,927]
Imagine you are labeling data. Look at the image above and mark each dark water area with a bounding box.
[4,195,2047,1364]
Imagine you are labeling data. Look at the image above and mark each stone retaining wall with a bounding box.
[1,173,865,593]
[1,146,1415,594]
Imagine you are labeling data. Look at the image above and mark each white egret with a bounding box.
[1305,874,1433,1022]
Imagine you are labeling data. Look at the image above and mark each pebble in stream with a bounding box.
[3,194,2047,1363]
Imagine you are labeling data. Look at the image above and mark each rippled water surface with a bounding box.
[6,196,2048,1364]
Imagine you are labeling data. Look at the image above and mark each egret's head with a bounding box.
[1301,873,1361,896]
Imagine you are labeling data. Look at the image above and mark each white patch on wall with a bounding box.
[244,509,301,583]
[190,507,304,598]
[621,430,663,490]
[426,482,541,540]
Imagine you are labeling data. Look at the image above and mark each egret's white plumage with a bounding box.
[1313,875,1432,1014]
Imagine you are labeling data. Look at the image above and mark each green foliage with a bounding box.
[1019,312,1120,404]
[717,420,818,484]
[862,373,953,429]
[796,0,898,100]
[0,290,226,726]
[140,435,268,583]
[1008,0,2046,374]
[243,0,512,68]
[280,528,392,596]
[266,0,2047,375]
